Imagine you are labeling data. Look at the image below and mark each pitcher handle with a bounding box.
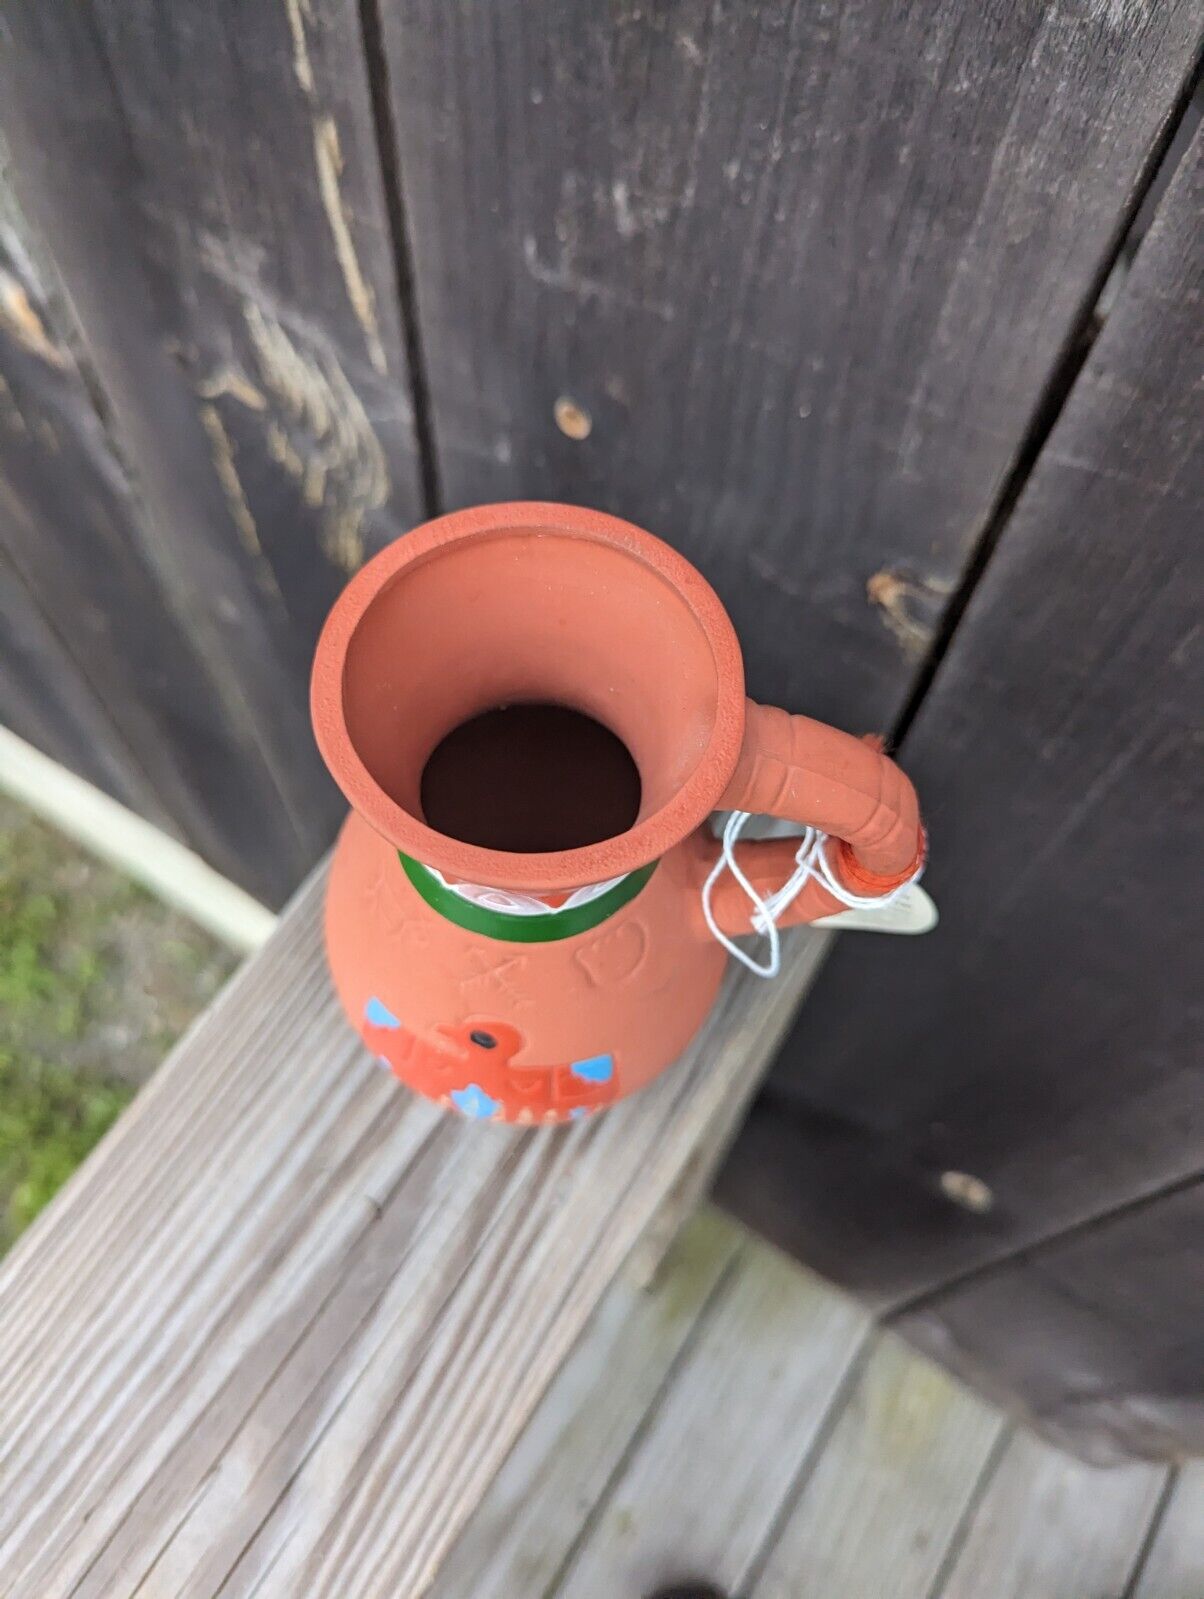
[699,700,925,937]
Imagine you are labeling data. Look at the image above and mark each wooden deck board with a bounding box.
[1130,1465,1204,1597]
[0,867,829,1599]
[551,1241,870,1599]
[427,1211,746,1599]
[434,1211,1176,1599]
[747,1334,1006,1599]
[937,1431,1168,1599]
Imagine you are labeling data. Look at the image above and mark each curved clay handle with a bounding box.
[700,700,925,936]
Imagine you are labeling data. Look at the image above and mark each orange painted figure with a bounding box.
[312,503,927,1124]
[362,1010,618,1122]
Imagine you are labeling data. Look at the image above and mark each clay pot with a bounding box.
[311,502,923,1124]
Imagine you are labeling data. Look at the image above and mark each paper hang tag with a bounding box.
[813,881,938,935]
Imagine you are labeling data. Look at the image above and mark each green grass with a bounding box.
[0,1053,131,1250]
[0,796,234,1253]
[0,825,134,1249]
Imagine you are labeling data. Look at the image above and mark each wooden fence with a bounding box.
[0,2,1200,1456]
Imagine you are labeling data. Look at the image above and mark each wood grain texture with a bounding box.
[429,1205,1170,1599]
[0,0,426,900]
[0,178,307,889]
[0,870,829,1599]
[379,0,1200,729]
[552,1245,870,1598]
[0,169,165,816]
[1131,1464,1204,1596]
[937,1431,1167,1599]
[896,1181,1204,1463]
[428,1209,746,1599]
[723,125,1204,1341]
[0,549,157,814]
[749,1335,1004,1599]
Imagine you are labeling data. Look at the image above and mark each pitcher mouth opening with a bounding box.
[310,502,745,894]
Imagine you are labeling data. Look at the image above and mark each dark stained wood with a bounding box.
[0,196,314,895]
[720,128,1204,1347]
[0,174,164,812]
[896,1181,1204,1462]
[0,0,426,900]
[0,551,160,816]
[379,0,1201,729]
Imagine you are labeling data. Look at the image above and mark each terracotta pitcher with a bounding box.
[311,502,925,1124]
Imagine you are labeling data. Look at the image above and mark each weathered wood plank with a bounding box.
[0,0,426,900]
[379,0,1201,729]
[629,925,832,1291]
[724,124,1204,1336]
[416,1211,1173,1599]
[0,173,311,893]
[749,1335,1004,1599]
[0,550,157,815]
[0,869,828,1599]
[433,1232,1008,1599]
[550,1245,870,1598]
[937,1431,1168,1599]
[0,169,164,815]
[428,1209,745,1599]
[1130,1464,1204,1597]
[896,1181,1204,1463]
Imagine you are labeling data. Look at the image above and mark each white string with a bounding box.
[701,810,925,979]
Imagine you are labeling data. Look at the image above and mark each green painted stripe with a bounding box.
[399,854,657,942]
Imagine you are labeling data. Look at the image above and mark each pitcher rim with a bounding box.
[310,501,746,893]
